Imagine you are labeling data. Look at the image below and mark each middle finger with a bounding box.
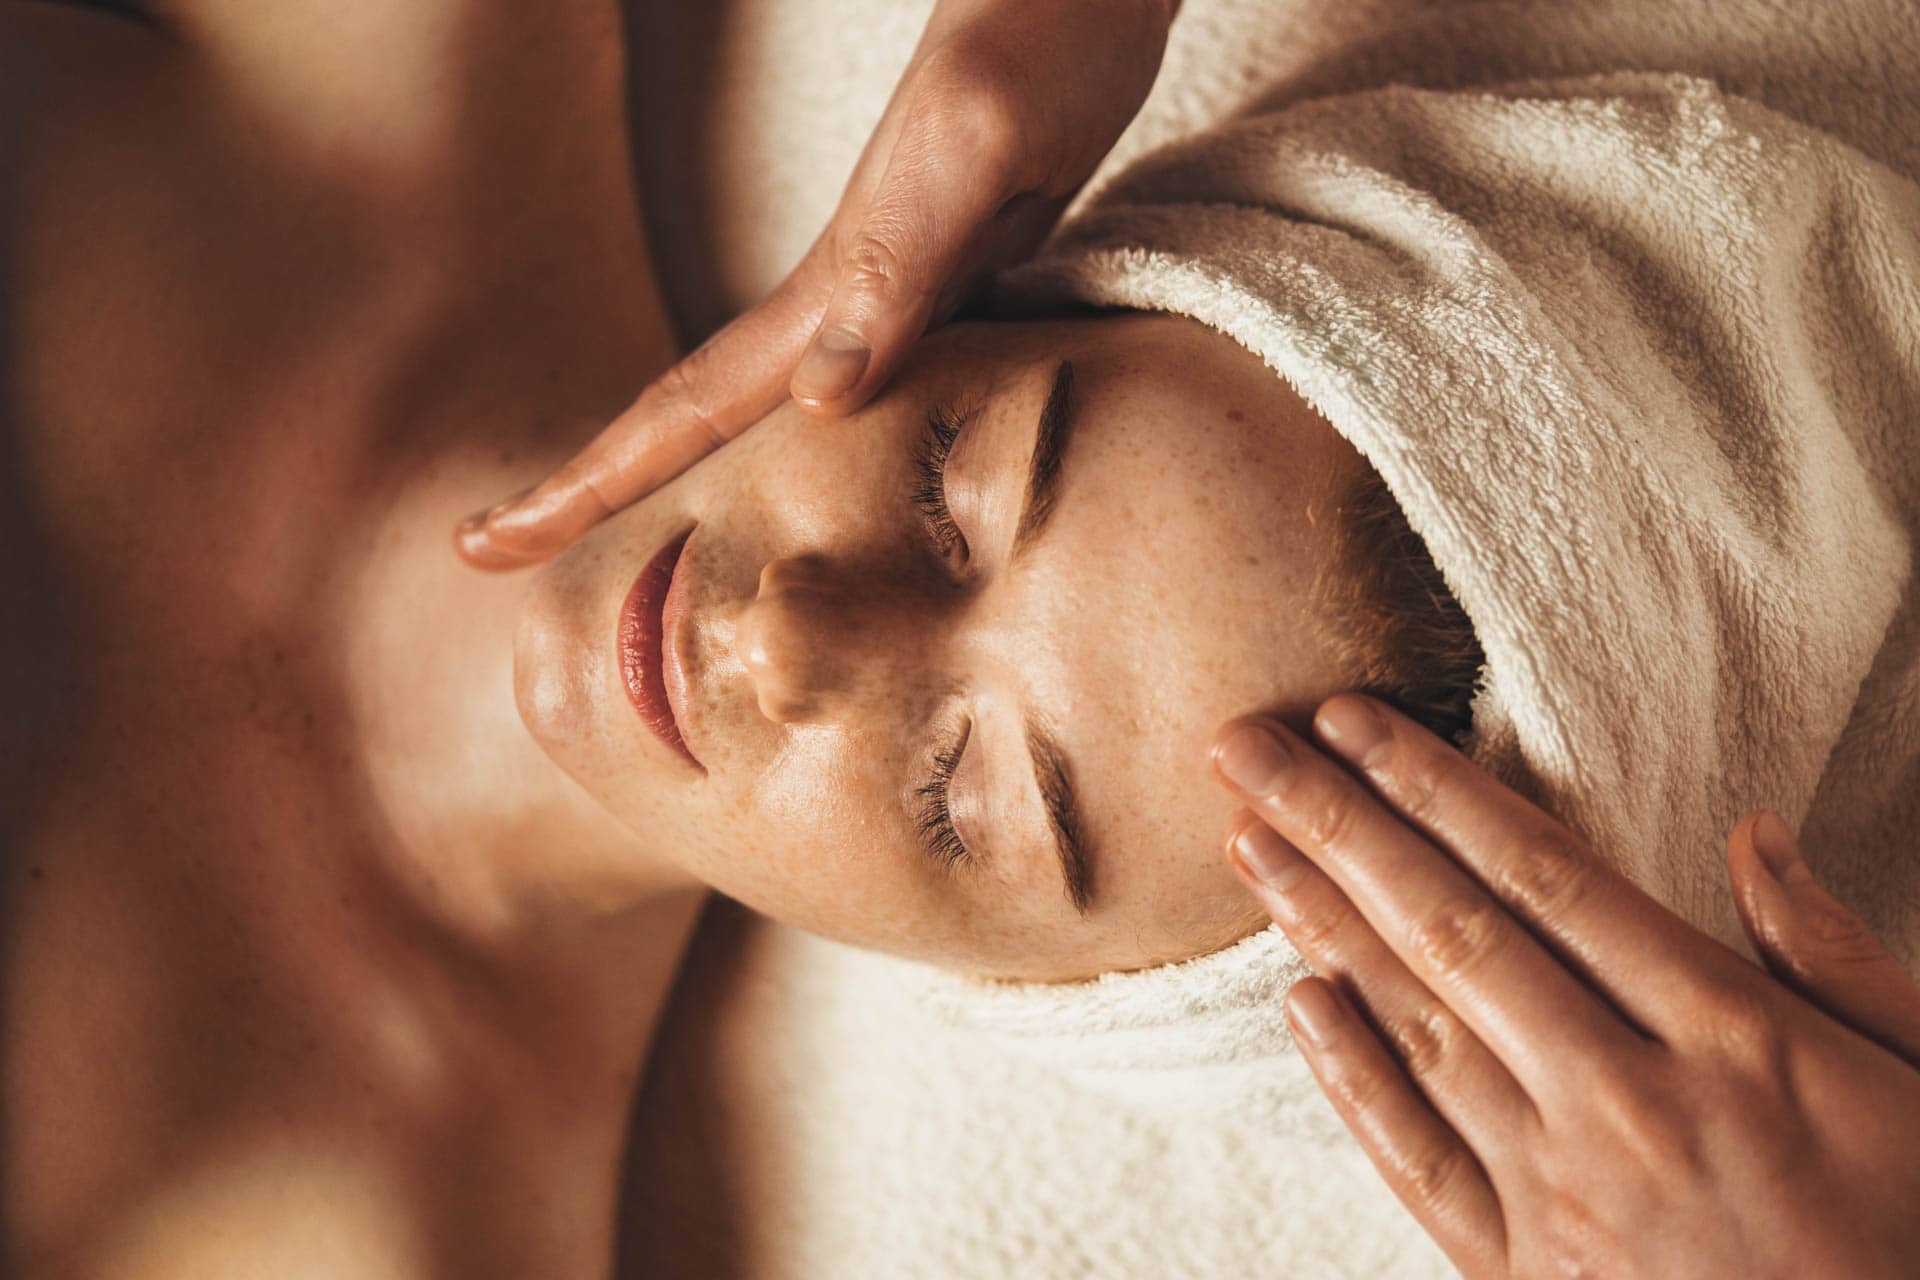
[1214,717,1647,1102]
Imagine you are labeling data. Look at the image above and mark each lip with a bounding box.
[617,527,704,770]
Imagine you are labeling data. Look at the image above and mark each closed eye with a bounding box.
[910,402,970,564]
[907,403,977,871]
[914,715,974,869]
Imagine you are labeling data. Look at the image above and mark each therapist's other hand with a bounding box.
[1210,696,1920,1280]
[455,0,1178,570]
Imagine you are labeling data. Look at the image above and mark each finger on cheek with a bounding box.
[1212,717,1300,800]
[1226,814,1309,925]
[1313,693,1390,766]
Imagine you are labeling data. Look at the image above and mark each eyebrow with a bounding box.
[1024,714,1091,916]
[1010,360,1092,916]
[1011,360,1076,561]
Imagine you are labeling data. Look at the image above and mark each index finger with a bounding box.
[455,270,823,571]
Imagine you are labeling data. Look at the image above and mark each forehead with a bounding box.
[984,315,1361,930]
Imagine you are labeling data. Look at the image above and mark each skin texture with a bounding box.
[2,4,707,1274]
[1213,697,1920,1279]
[516,311,1367,981]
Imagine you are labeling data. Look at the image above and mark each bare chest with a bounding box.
[0,9,677,1267]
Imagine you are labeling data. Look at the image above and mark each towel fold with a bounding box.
[902,920,1310,1115]
[989,66,1920,959]
[630,3,1920,1276]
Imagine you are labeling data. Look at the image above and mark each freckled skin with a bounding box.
[518,312,1369,980]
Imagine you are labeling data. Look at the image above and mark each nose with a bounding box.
[735,555,928,724]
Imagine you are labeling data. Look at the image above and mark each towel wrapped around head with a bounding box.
[892,67,1920,1111]
[900,918,1308,1114]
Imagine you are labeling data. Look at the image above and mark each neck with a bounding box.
[331,435,706,1072]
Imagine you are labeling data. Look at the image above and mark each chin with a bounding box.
[511,550,699,874]
[512,557,620,780]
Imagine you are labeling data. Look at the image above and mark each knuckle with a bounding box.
[1405,900,1504,984]
[1384,743,1451,823]
[1765,898,1887,990]
[949,79,1026,172]
[1299,782,1363,852]
[1533,1186,1609,1280]
[1325,1056,1392,1117]
[1694,981,1788,1071]
[839,231,920,309]
[1798,896,1880,956]
[1490,830,1594,921]
[1285,891,1355,957]
[578,474,620,526]
[1391,1142,1475,1213]
[1389,1007,1458,1083]
[650,359,729,451]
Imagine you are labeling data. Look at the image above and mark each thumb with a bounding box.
[1729,810,1920,1065]
[788,83,1035,412]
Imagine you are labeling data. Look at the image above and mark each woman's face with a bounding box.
[517,313,1366,980]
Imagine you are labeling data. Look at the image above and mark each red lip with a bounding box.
[618,527,703,769]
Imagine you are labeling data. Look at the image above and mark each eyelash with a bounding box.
[914,718,974,870]
[910,406,974,869]
[911,402,969,563]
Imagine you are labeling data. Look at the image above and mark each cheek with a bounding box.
[675,730,944,945]
[712,412,898,549]
[757,728,894,863]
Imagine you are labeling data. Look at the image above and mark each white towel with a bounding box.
[989,64,1920,960]
[627,3,1920,1276]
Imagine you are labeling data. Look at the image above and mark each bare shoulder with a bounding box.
[0,0,660,554]
[0,2,168,130]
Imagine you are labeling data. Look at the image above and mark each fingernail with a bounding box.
[1751,811,1809,884]
[481,488,542,536]
[1214,721,1292,794]
[1231,820,1308,895]
[1315,695,1387,760]
[1287,981,1343,1050]
[791,327,870,402]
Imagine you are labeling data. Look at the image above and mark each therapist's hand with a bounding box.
[1210,696,1920,1280]
[456,0,1178,570]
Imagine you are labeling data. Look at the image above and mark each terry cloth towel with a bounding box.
[983,64,1920,963]
[626,2,1920,1277]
